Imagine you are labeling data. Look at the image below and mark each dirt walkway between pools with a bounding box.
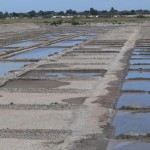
[56,26,141,150]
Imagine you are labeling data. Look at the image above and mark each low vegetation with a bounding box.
[1,8,150,25]
[0,17,150,25]
[1,8,150,19]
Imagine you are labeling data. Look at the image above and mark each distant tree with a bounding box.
[110,7,118,16]
[0,12,4,19]
[78,10,90,16]
[84,10,90,15]
[98,10,110,17]
[38,10,44,16]
[11,12,19,17]
[143,10,150,14]
[66,9,77,15]
[22,13,29,18]
[101,10,108,14]
[110,7,115,13]
[90,8,98,15]
[58,11,65,15]
[28,10,36,18]
[4,12,9,18]
[131,10,136,15]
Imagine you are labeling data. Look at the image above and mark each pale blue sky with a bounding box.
[1,0,150,12]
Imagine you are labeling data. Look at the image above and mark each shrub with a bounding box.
[51,19,62,26]
[71,19,80,25]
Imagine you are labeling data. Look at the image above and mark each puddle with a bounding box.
[0,62,31,77]
[130,65,150,69]
[5,41,38,47]
[130,60,150,65]
[2,79,69,89]
[9,48,64,59]
[21,70,105,78]
[134,48,150,52]
[132,51,150,55]
[113,111,150,136]
[51,40,83,47]
[125,71,150,79]
[87,33,97,36]
[131,55,150,59]
[62,97,87,105]
[117,93,150,109]
[134,48,143,51]
[109,141,150,150]
[46,36,59,40]
[72,36,94,40]
[0,48,10,52]
[60,33,75,36]
[122,80,150,92]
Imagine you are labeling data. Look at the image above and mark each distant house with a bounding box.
[51,15,74,19]
[114,15,118,18]
[89,15,99,18]
[66,16,74,19]
[51,16,62,19]
[76,15,86,18]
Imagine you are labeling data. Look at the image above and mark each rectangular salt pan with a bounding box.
[113,111,150,136]
[122,80,150,92]
[10,48,64,59]
[117,93,150,109]
[0,62,31,77]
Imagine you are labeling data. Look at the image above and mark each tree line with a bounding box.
[0,8,150,19]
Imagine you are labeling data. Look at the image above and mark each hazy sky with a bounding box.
[1,0,150,12]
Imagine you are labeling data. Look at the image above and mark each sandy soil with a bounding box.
[0,23,40,34]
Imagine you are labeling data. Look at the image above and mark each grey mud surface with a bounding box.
[0,23,142,150]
